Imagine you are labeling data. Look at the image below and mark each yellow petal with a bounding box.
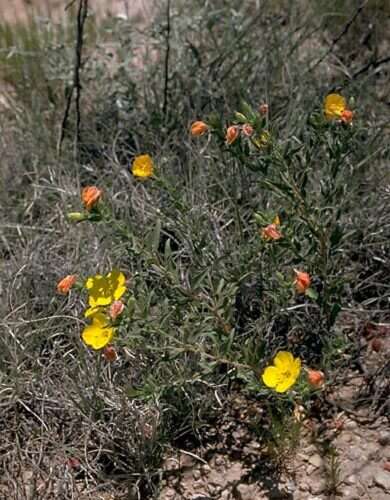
[274,351,294,369]
[84,306,102,318]
[275,375,296,393]
[262,366,280,388]
[324,93,346,119]
[292,357,302,378]
[82,322,114,350]
[85,275,102,290]
[272,215,281,226]
[113,284,126,301]
[88,295,112,307]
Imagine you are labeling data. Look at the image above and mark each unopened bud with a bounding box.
[226,125,240,145]
[242,123,254,136]
[307,369,325,388]
[67,212,87,223]
[109,300,125,320]
[103,345,118,362]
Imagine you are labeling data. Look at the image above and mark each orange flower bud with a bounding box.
[81,186,102,211]
[226,125,240,145]
[341,109,353,124]
[307,369,325,388]
[190,121,208,136]
[57,274,77,294]
[259,103,269,115]
[242,123,254,136]
[294,269,311,294]
[261,223,282,241]
[103,345,118,362]
[109,300,125,320]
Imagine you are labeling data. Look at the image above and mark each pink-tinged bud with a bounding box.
[307,369,325,388]
[340,109,353,124]
[81,186,102,211]
[293,269,311,294]
[226,125,240,145]
[57,274,77,294]
[103,345,118,362]
[261,223,282,241]
[259,103,269,115]
[190,121,208,136]
[242,123,254,137]
[109,300,125,320]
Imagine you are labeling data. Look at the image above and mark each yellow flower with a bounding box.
[132,154,154,178]
[82,312,114,350]
[324,93,346,120]
[262,351,301,393]
[85,268,126,308]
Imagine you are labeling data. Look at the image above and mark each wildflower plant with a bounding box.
[62,90,363,409]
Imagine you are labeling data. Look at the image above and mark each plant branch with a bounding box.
[57,0,89,158]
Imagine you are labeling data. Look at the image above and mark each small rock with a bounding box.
[236,483,256,500]
[378,431,390,446]
[310,479,327,495]
[348,446,366,461]
[161,488,176,499]
[344,474,357,486]
[207,484,218,495]
[373,470,390,491]
[193,469,201,480]
[214,455,225,467]
[201,464,211,475]
[303,444,317,454]
[339,486,360,499]
[308,454,323,468]
[344,419,358,431]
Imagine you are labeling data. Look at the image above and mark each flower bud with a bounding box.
[81,186,102,211]
[261,223,282,241]
[259,103,269,115]
[109,300,125,321]
[103,345,118,362]
[307,369,325,388]
[294,269,311,294]
[57,274,77,294]
[341,109,353,124]
[190,121,208,136]
[226,125,240,145]
[67,212,87,223]
[242,123,254,137]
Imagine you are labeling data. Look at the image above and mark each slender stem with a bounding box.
[162,0,171,119]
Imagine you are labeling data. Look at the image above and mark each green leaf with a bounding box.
[330,224,343,248]
[329,303,342,326]
[305,287,318,301]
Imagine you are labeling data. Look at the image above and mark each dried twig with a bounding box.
[162,0,171,119]
[57,0,89,158]
[306,0,368,75]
